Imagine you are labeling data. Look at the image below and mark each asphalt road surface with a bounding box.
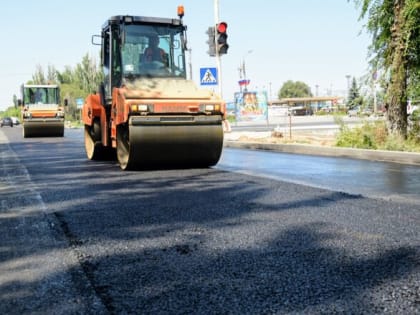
[0,127,419,314]
[217,148,420,204]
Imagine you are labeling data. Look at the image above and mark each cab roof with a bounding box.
[103,15,183,29]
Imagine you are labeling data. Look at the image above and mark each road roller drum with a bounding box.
[22,121,64,138]
[116,116,223,170]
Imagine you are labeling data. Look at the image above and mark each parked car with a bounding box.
[1,117,13,127]
[347,107,360,117]
[360,108,373,116]
[10,116,20,125]
[288,106,311,116]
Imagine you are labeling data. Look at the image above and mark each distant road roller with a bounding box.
[19,84,67,138]
[82,8,226,170]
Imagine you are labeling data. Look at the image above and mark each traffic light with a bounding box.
[206,26,216,57]
[216,22,228,55]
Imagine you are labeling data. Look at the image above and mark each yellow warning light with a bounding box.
[177,5,184,18]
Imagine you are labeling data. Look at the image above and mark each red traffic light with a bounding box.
[217,22,227,33]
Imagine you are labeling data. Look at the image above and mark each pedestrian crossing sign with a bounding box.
[200,67,218,85]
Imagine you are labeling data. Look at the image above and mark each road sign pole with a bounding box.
[217,53,223,98]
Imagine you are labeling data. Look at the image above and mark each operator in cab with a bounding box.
[141,34,168,65]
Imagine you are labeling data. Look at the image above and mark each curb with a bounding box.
[224,141,420,166]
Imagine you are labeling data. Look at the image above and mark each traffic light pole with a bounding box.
[214,0,223,98]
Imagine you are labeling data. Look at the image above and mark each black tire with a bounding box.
[116,124,131,170]
[84,120,115,161]
[84,120,103,160]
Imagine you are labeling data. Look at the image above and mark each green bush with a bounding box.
[335,118,420,152]
[335,123,379,149]
[408,110,420,144]
[1,107,21,118]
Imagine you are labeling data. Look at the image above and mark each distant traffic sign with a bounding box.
[200,67,218,85]
[76,98,84,109]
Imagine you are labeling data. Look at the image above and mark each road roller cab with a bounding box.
[82,9,226,170]
[19,84,67,138]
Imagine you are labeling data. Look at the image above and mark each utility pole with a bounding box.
[345,74,351,103]
[346,75,351,90]
[373,71,377,113]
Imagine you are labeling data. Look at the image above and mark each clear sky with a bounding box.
[0,0,370,110]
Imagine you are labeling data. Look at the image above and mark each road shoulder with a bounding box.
[0,129,106,314]
[224,131,420,166]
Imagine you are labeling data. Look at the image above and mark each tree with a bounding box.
[347,77,364,109]
[278,80,313,99]
[32,64,46,84]
[57,54,103,121]
[46,64,59,83]
[354,0,420,138]
[408,69,420,101]
[60,83,86,121]
[74,54,103,93]
[57,66,74,85]
[30,64,61,85]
